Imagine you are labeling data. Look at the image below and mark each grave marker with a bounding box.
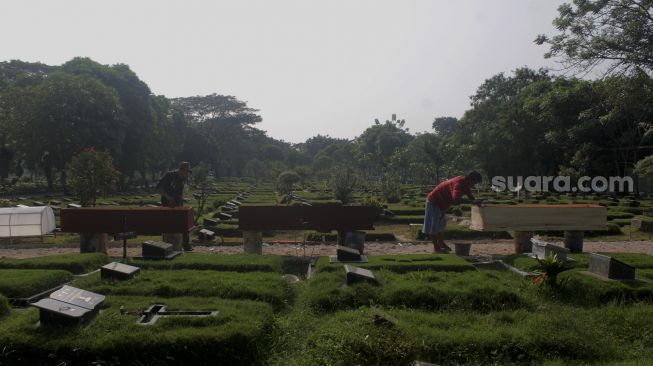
[67,203,82,208]
[344,264,377,285]
[330,245,368,263]
[588,253,636,280]
[198,228,215,241]
[203,218,218,226]
[101,262,140,280]
[31,285,105,326]
[217,212,232,220]
[140,240,181,259]
[531,238,570,261]
[121,304,219,325]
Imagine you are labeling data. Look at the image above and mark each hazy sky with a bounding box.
[1,0,567,143]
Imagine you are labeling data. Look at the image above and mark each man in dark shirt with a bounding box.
[423,171,482,253]
[157,162,192,251]
[157,162,191,207]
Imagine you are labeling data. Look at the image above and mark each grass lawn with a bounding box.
[314,253,476,273]
[130,253,285,272]
[0,296,274,365]
[0,253,109,274]
[72,269,293,310]
[0,269,72,298]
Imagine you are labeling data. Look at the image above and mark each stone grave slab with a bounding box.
[124,304,219,325]
[49,200,62,205]
[67,203,82,208]
[31,285,105,326]
[588,253,636,280]
[138,240,181,260]
[32,201,45,206]
[344,264,377,285]
[203,218,218,226]
[329,245,368,263]
[16,204,29,208]
[198,228,215,241]
[230,200,243,206]
[101,262,140,280]
[530,238,570,261]
[217,212,232,220]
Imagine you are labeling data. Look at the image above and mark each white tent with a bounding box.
[0,206,56,238]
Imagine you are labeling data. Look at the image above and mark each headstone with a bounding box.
[334,245,368,262]
[221,206,236,212]
[49,200,62,205]
[217,212,232,220]
[198,228,215,241]
[141,240,180,259]
[101,262,140,280]
[32,201,45,206]
[203,218,218,226]
[229,200,242,206]
[588,253,635,280]
[344,264,377,285]
[531,238,570,261]
[67,203,82,208]
[31,285,105,326]
[63,197,73,202]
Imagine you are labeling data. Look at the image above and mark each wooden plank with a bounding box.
[238,206,377,231]
[470,204,607,231]
[60,207,195,234]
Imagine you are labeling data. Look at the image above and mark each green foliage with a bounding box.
[635,155,653,176]
[536,0,653,75]
[130,253,284,273]
[380,172,402,203]
[314,254,475,273]
[72,270,292,310]
[0,296,273,365]
[532,254,573,287]
[277,170,300,196]
[0,253,109,274]
[0,269,73,298]
[328,165,358,204]
[0,294,8,317]
[66,148,119,206]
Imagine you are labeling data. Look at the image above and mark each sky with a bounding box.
[1,0,567,143]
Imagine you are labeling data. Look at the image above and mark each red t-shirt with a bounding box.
[427,175,472,209]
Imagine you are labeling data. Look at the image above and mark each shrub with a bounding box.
[66,148,119,207]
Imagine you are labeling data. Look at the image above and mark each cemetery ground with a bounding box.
[1,182,653,364]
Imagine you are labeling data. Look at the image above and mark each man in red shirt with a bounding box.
[424,171,482,253]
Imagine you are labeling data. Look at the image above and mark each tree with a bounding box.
[432,117,457,137]
[277,170,300,199]
[329,165,358,204]
[635,155,653,176]
[66,148,119,207]
[536,0,653,75]
[355,114,413,175]
[190,162,213,224]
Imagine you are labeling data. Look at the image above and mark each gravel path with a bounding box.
[1,239,651,259]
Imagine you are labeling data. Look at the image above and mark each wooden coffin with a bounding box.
[238,205,377,232]
[470,204,607,231]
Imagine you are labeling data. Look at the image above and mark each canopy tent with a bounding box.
[0,206,56,238]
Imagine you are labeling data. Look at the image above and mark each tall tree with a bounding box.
[536,0,653,75]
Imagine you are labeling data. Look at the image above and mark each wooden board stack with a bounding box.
[470,204,607,231]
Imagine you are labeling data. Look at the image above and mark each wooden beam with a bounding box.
[471,204,607,231]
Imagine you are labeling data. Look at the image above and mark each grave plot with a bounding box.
[314,254,475,273]
[0,269,72,300]
[0,253,110,274]
[272,302,653,366]
[302,265,530,313]
[129,253,285,273]
[0,296,274,365]
[558,269,653,305]
[72,269,293,310]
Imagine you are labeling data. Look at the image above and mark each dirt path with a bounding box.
[1,239,651,259]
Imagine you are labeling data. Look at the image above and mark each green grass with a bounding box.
[504,253,653,273]
[271,304,653,366]
[129,253,285,273]
[0,269,72,298]
[0,296,274,365]
[301,269,531,313]
[557,270,653,305]
[0,295,8,317]
[314,254,475,273]
[72,269,293,310]
[0,253,109,274]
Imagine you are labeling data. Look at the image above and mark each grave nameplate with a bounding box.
[141,240,180,259]
[198,228,215,241]
[344,264,377,285]
[217,212,232,220]
[229,200,242,206]
[101,262,140,280]
[221,206,236,212]
[204,218,218,226]
[31,285,105,326]
[588,253,636,280]
[67,203,82,208]
[16,204,29,208]
[330,245,368,263]
[531,238,570,261]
